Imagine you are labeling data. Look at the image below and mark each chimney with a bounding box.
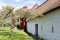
[23,6,28,11]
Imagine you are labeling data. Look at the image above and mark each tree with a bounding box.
[14,8,33,21]
[0,5,36,34]
[0,5,15,36]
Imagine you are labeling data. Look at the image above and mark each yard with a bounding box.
[0,27,34,40]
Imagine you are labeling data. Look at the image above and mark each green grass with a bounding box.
[0,27,34,40]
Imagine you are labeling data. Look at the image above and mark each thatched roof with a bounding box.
[31,0,60,18]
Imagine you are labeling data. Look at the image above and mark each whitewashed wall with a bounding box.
[27,21,36,35]
[27,8,60,40]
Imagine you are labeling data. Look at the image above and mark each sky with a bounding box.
[0,0,46,9]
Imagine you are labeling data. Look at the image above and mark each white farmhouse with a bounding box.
[27,0,60,40]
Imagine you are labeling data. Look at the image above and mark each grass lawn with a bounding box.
[0,27,34,40]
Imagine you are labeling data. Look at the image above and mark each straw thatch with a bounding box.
[31,0,60,18]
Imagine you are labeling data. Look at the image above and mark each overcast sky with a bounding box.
[0,0,46,9]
